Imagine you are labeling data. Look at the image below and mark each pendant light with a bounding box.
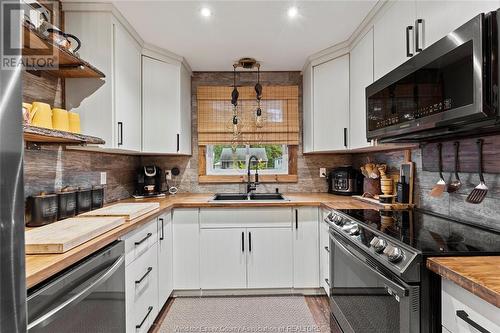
[254,64,264,128]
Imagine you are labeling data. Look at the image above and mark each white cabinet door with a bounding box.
[349,28,374,150]
[302,64,314,153]
[247,228,293,289]
[373,0,416,80]
[200,228,247,289]
[416,0,499,48]
[312,54,350,151]
[173,209,200,290]
[114,22,142,151]
[179,64,192,155]
[292,208,319,288]
[157,212,173,310]
[142,56,181,154]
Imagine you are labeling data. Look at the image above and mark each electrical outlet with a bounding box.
[165,170,172,180]
[100,172,107,185]
[320,168,326,178]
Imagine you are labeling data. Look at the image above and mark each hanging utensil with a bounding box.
[430,143,446,197]
[466,139,488,204]
[447,141,462,193]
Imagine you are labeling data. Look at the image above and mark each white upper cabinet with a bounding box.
[114,23,142,151]
[64,8,142,150]
[349,28,373,150]
[310,54,350,152]
[373,0,416,80]
[302,64,313,153]
[142,55,191,155]
[415,0,500,48]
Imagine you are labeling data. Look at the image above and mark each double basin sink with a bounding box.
[211,193,287,201]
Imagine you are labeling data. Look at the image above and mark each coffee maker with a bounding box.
[134,165,166,198]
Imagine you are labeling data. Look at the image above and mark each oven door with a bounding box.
[329,230,420,333]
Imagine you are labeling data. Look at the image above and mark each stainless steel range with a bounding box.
[324,208,500,333]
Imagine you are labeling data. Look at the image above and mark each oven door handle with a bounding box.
[334,235,409,297]
[27,255,124,330]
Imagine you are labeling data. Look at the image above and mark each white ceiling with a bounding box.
[113,1,377,71]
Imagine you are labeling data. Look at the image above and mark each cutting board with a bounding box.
[80,202,160,220]
[25,216,125,254]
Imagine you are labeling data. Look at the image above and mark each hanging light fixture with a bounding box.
[254,64,264,128]
[230,65,242,151]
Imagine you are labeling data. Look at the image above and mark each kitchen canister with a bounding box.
[76,188,92,214]
[30,102,53,129]
[91,186,104,209]
[27,193,58,227]
[57,188,77,220]
[68,112,81,133]
[52,108,70,132]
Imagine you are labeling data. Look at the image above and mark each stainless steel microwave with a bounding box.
[366,10,500,142]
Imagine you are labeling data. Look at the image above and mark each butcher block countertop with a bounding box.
[427,257,500,308]
[26,193,377,289]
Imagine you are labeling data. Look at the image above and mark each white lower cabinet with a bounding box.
[319,210,331,295]
[173,209,200,290]
[123,218,159,333]
[442,278,500,333]
[247,227,293,289]
[157,211,173,310]
[292,207,319,288]
[200,228,247,289]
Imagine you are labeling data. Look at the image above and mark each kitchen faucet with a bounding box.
[247,155,260,195]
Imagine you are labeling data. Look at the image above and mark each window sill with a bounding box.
[198,174,298,184]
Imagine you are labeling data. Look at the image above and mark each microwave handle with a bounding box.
[333,234,408,297]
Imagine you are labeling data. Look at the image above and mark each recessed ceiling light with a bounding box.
[287,6,298,18]
[200,7,212,18]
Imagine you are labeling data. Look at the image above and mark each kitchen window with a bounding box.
[197,85,299,183]
[206,144,289,175]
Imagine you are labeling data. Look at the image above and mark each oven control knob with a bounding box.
[349,224,360,236]
[370,237,387,253]
[325,213,334,223]
[333,215,344,226]
[383,245,404,263]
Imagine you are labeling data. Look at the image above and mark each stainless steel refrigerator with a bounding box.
[0,0,27,331]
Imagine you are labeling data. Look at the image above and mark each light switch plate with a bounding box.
[100,172,107,185]
[320,168,326,178]
[165,170,172,180]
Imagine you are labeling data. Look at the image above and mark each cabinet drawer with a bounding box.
[442,279,500,333]
[200,208,292,228]
[126,242,158,333]
[122,218,158,266]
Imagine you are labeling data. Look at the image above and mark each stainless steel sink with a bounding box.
[211,193,287,201]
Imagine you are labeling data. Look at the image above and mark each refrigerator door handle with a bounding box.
[27,255,124,330]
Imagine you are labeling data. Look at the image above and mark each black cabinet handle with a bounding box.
[136,306,153,329]
[343,128,348,148]
[176,133,180,152]
[117,122,123,146]
[134,232,152,246]
[295,209,298,229]
[324,246,330,253]
[406,26,414,57]
[242,232,244,252]
[415,19,423,52]
[249,232,252,252]
[135,266,152,284]
[159,218,164,241]
[456,310,491,333]
[325,278,330,287]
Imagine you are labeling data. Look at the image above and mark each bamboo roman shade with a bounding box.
[197,85,299,145]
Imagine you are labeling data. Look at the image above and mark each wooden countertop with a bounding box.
[427,257,500,308]
[25,193,377,289]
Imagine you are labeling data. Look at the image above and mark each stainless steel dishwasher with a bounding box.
[27,241,125,332]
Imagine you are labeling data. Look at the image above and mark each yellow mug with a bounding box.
[30,102,53,129]
[52,108,70,132]
[68,112,81,134]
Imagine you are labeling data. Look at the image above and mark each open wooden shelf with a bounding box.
[23,125,105,145]
[22,23,105,78]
